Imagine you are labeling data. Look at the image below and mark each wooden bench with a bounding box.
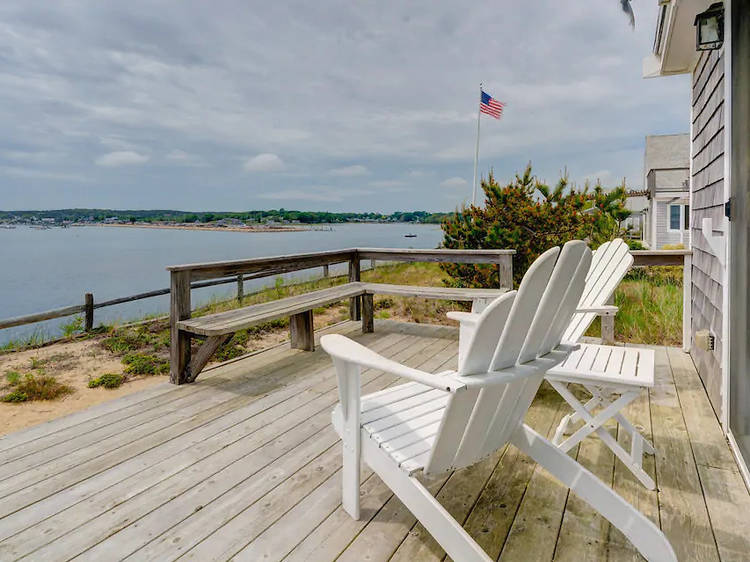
[175,281,506,383]
[167,248,515,384]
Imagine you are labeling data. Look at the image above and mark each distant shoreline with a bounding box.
[89,223,310,233]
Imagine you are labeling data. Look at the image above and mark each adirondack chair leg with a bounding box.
[361,436,492,562]
[332,359,361,520]
[510,424,676,562]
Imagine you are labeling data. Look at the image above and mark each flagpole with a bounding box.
[471,83,482,206]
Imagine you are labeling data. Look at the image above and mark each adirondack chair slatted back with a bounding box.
[562,238,633,343]
[424,242,591,474]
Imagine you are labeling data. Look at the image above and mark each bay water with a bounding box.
[0,223,442,345]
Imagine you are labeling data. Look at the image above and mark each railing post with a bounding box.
[237,274,244,304]
[370,259,376,270]
[498,254,513,290]
[322,264,329,278]
[349,252,361,320]
[84,293,94,331]
[170,271,192,385]
[683,253,692,352]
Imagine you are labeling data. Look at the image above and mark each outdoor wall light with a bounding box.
[694,2,724,51]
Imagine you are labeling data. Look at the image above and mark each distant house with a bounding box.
[643,0,749,484]
[643,133,691,248]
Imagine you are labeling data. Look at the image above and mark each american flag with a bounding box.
[480,90,504,119]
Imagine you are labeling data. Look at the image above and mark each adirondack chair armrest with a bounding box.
[320,334,466,393]
[454,347,578,388]
[575,305,619,316]
[445,311,480,325]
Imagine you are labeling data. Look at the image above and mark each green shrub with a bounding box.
[29,357,46,369]
[1,390,28,402]
[122,353,168,375]
[440,165,629,287]
[88,373,125,389]
[5,370,21,385]
[101,327,159,355]
[122,353,169,375]
[2,373,73,401]
[61,316,84,337]
[627,239,645,250]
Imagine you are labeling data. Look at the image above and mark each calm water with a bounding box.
[0,223,442,345]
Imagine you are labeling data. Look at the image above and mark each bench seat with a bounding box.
[178,282,367,336]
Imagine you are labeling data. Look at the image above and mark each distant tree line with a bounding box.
[0,208,449,225]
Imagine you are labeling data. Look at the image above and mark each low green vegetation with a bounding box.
[88,373,125,389]
[101,322,170,355]
[1,371,74,402]
[122,353,169,375]
[584,266,682,345]
[60,316,84,337]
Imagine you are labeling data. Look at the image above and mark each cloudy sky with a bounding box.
[0,1,690,213]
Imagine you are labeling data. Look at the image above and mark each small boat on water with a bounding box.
[404,233,417,238]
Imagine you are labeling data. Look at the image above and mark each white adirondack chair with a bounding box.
[321,241,676,562]
[449,239,659,490]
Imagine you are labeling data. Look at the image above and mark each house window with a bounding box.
[667,204,689,231]
[669,204,681,230]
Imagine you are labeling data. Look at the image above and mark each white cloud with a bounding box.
[243,153,285,172]
[166,149,206,166]
[582,169,615,185]
[258,186,373,202]
[95,151,150,167]
[369,179,406,189]
[440,176,468,188]
[329,164,369,177]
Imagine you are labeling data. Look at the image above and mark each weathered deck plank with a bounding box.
[6,327,445,559]
[0,321,746,562]
[650,346,721,562]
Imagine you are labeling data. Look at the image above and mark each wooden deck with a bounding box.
[0,320,748,561]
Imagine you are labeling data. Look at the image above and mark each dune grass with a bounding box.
[584,266,682,345]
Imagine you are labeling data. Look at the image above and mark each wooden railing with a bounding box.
[0,248,693,351]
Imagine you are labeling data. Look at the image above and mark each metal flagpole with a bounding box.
[471,83,482,206]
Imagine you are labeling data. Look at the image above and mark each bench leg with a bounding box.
[349,296,361,321]
[361,294,374,333]
[170,329,192,385]
[186,335,232,383]
[290,310,315,351]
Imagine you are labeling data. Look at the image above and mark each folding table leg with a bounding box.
[549,381,656,489]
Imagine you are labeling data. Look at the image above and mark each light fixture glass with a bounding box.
[694,3,724,51]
